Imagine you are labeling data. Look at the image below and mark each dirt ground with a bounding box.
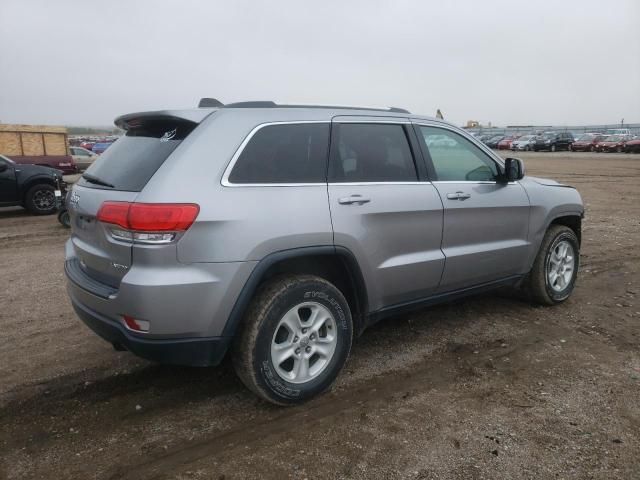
[1,151,639,480]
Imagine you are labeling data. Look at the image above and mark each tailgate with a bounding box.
[69,184,138,288]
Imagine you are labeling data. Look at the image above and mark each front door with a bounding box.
[415,123,531,291]
[327,118,445,311]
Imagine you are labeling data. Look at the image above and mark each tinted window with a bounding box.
[419,126,498,182]
[78,119,195,191]
[329,123,417,182]
[229,123,329,184]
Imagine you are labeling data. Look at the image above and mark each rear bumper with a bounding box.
[64,239,255,338]
[72,298,230,366]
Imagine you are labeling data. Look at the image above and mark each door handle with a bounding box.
[338,195,371,205]
[446,191,471,200]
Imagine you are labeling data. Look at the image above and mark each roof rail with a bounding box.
[210,100,410,113]
[224,101,277,108]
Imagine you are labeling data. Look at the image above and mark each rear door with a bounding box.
[414,123,530,291]
[68,115,201,288]
[327,117,444,311]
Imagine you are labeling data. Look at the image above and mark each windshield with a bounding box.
[543,133,556,139]
[518,135,534,141]
[605,136,622,142]
[577,134,595,141]
[0,154,16,164]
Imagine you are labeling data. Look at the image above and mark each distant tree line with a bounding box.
[66,126,123,135]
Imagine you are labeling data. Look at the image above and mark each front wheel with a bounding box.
[551,144,557,152]
[25,184,57,215]
[233,274,353,405]
[526,225,579,305]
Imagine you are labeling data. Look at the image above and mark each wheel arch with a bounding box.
[222,246,369,339]
[549,214,582,246]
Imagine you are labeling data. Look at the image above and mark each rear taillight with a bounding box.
[97,202,199,244]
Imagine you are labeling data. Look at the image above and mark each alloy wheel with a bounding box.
[32,189,55,211]
[546,240,575,292]
[270,302,338,384]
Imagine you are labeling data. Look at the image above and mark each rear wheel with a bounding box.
[25,184,57,215]
[590,145,596,152]
[526,225,579,305]
[616,146,622,153]
[551,144,557,152]
[233,274,353,405]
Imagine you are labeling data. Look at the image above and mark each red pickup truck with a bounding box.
[0,124,78,174]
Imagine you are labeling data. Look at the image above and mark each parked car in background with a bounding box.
[497,136,518,150]
[0,154,66,215]
[511,135,537,151]
[64,101,584,405]
[533,131,574,152]
[485,135,505,149]
[70,146,98,171]
[570,134,603,152]
[596,135,628,153]
[79,141,95,151]
[92,142,113,155]
[624,138,640,153]
[425,135,457,148]
[607,129,632,137]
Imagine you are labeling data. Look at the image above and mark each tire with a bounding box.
[526,225,579,305]
[525,145,530,151]
[616,146,622,153]
[25,184,57,215]
[590,145,596,152]
[550,144,557,152]
[58,208,70,228]
[233,274,353,405]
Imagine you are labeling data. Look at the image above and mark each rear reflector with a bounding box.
[122,315,150,333]
[97,202,199,232]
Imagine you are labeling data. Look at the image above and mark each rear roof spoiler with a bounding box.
[114,109,215,130]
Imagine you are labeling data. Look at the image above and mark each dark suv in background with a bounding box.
[533,131,574,152]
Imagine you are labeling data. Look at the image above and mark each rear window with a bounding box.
[228,123,330,184]
[78,119,195,191]
[329,123,417,182]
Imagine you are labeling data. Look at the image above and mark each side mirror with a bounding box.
[504,157,525,182]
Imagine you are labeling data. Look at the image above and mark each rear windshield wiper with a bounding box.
[82,173,115,188]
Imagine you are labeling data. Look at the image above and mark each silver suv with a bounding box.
[65,100,584,405]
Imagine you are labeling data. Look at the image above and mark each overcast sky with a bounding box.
[1,0,638,127]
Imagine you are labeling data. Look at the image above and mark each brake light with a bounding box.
[97,202,199,231]
[97,202,199,244]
